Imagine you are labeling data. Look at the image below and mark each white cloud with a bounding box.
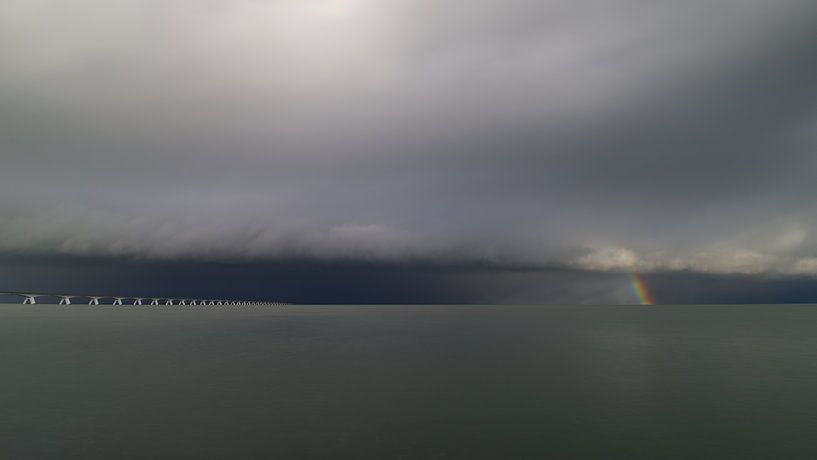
[572,248,647,272]
[571,246,817,277]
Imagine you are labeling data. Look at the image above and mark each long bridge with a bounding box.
[0,290,288,306]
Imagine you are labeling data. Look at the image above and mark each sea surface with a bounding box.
[2,304,817,459]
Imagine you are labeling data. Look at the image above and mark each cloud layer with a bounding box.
[3,0,817,276]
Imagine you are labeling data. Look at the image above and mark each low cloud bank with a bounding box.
[5,206,817,277]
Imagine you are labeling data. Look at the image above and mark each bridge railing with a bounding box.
[0,291,288,306]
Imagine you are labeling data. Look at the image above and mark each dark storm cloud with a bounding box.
[3,0,817,278]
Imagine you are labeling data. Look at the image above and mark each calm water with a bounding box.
[2,304,817,459]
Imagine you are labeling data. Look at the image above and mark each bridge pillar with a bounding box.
[113,298,123,305]
[150,299,159,305]
[59,296,73,305]
[22,295,38,304]
[133,299,143,306]
[89,297,100,305]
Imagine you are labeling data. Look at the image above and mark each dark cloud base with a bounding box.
[2,254,817,305]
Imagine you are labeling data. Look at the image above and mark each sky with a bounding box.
[2,0,817,304]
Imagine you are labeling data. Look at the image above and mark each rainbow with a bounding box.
[628,273,655,305]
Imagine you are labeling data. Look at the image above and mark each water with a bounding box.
[2,304,817,459]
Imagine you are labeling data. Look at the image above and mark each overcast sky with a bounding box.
[3,0,817,303]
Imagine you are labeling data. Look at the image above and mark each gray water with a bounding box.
[2,304,817,459]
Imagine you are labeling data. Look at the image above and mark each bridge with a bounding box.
[0,290,288,306]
